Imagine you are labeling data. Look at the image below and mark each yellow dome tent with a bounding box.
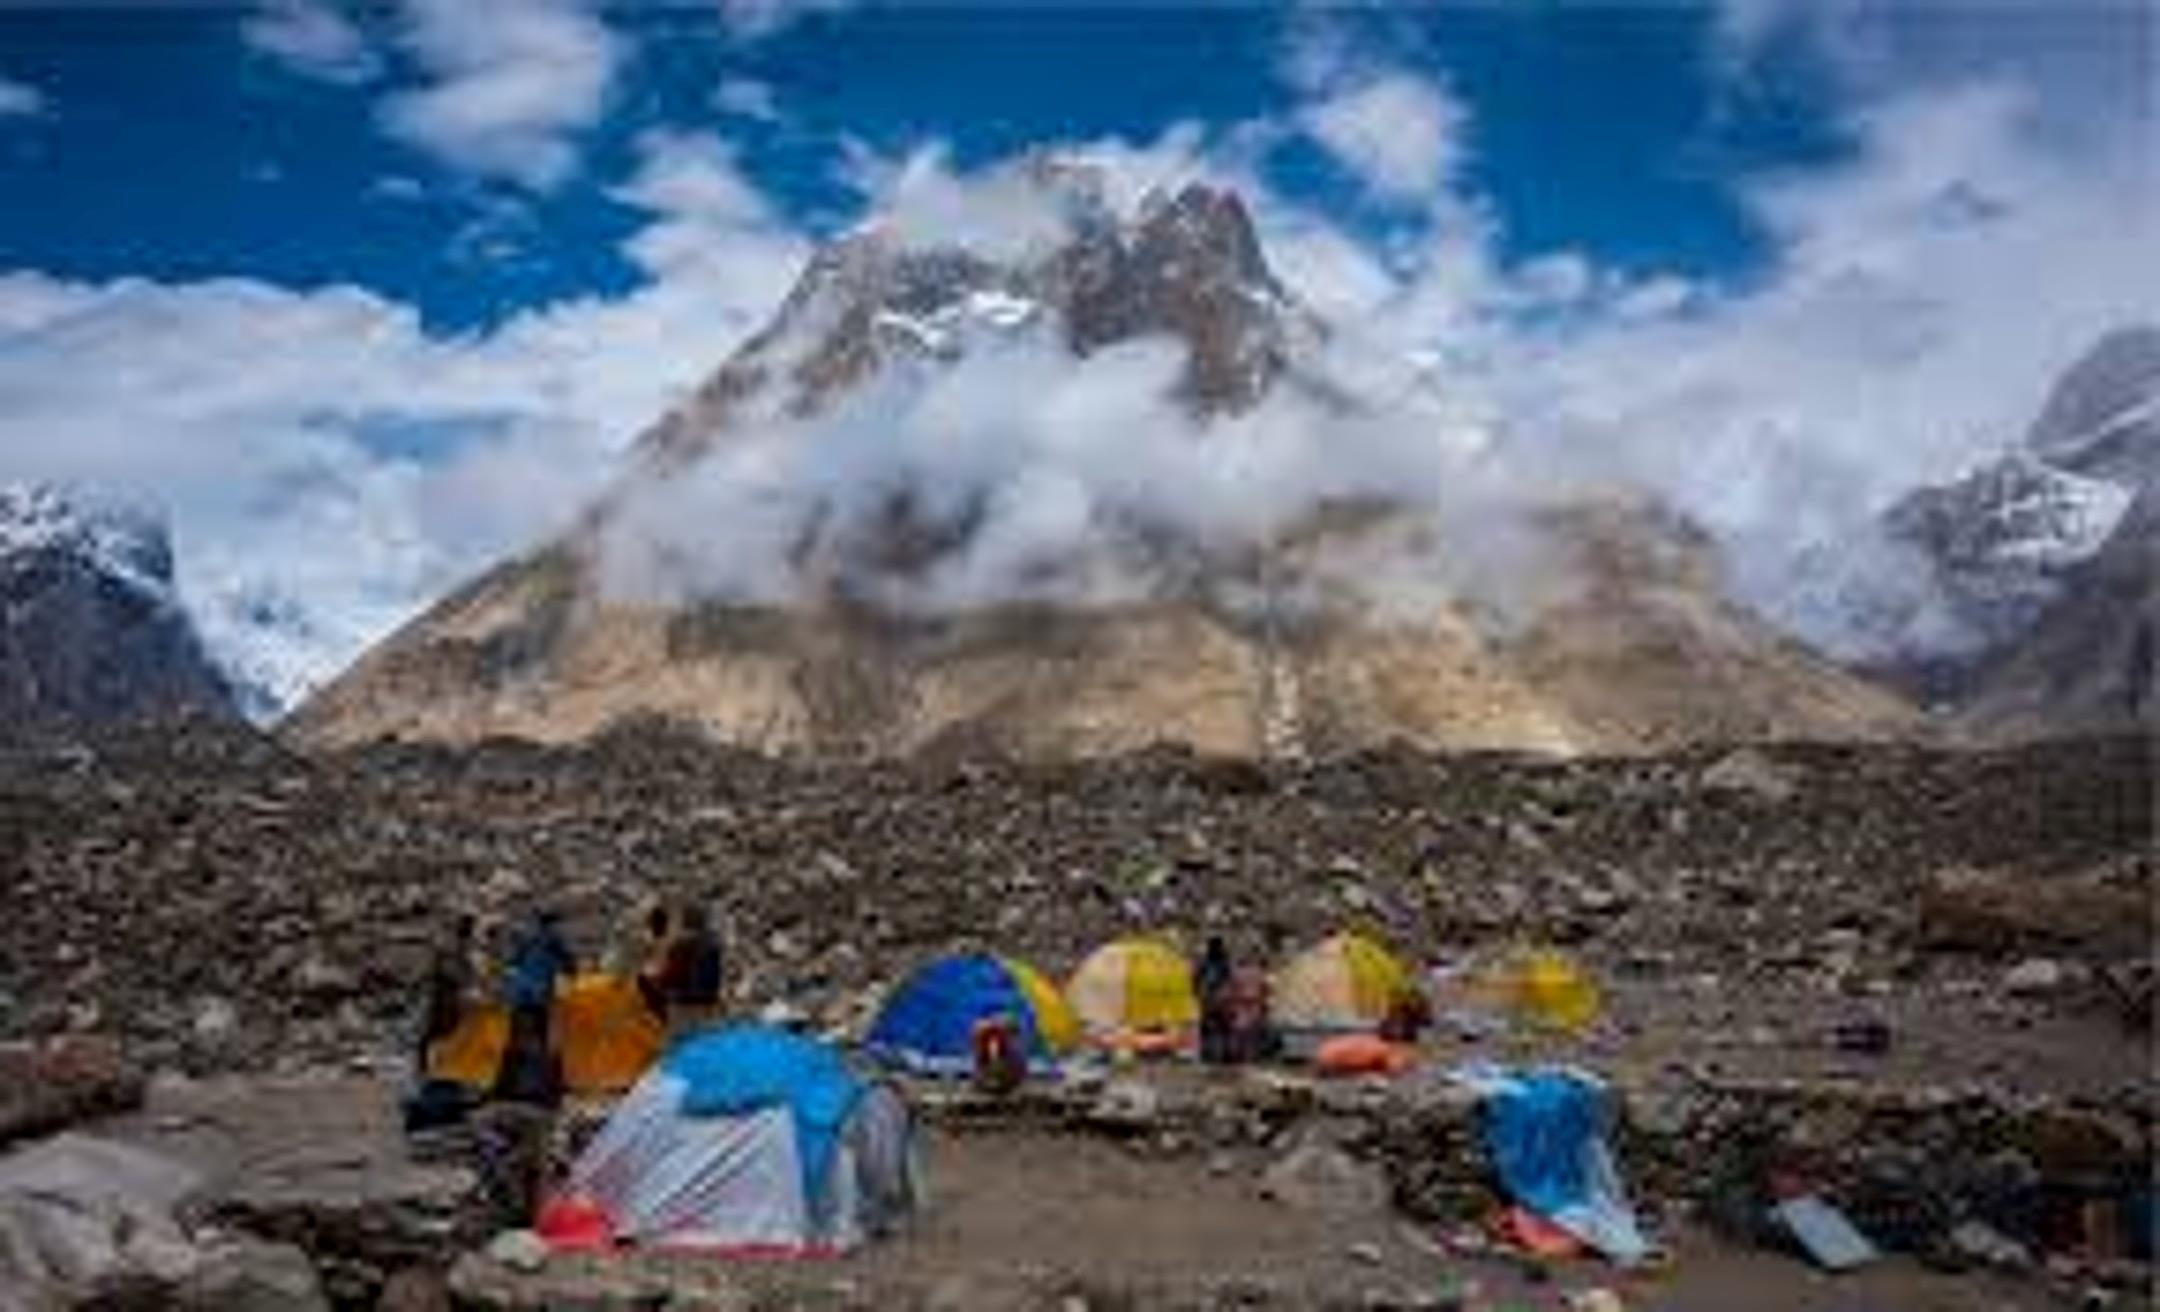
[1504,947,1600,1033]
[1272,931,1416,1034]
[1463,946,1600,1034]
[1065,936,1198,1050]
[427,972,664,1094]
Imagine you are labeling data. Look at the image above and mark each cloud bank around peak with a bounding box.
[605,59,2154,663]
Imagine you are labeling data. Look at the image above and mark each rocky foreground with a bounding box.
[0,719,2151,1308]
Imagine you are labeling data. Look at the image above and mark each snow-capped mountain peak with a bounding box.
[633,168,1317,470]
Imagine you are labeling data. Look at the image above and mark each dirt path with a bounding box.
[93,1075,2077,1310]
[768,1125,2063,1311]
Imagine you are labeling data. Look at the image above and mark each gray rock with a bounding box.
[484,1228,548,1274]
[1947,1218,2034,1272]
[2004,957,2066,995]
[193,1236,332,1312]
[193,996,239,1042]
[1260,1134,1389,1216]
[376,1265,455,1312]
[295,955,359,1000]
[1700,748,1797,803]
[1090,1078,1161,1129]
[0,1034,144,1148]
[0,1134,205,1308]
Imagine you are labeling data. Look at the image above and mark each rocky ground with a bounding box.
[0,718,2151,1308]
[0,718,2148,1084]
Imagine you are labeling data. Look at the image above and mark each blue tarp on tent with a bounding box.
[864,953,1048,1072]
[1472,1065,1649,1265]
[662,1025,864,1207]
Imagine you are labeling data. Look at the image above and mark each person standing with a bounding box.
[1196,935,1236,1066]
[632,903,673,1019]
[1228,954,1275,1063]
[476,907,575,1226]
[493,907,575,1106]
[970,1012,1026,1096]
[659,902,723,1042]
[416,913,475,1078]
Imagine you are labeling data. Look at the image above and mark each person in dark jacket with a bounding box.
[633,903,673,1018]
[493,908,575,1106]
[658,902,723,1041]
[1196,935,1236,1066]
[416,913,475,1077]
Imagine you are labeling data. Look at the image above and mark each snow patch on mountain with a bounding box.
[187,578,341,722]
[0,482,177,605]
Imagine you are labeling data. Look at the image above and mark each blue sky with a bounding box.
[0,2,2149,708]
[0,2,1864,328]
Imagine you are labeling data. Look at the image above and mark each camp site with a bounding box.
[1,2,2154,1306]
[2,726,2151,1310]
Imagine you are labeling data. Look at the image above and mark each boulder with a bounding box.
[1260,1132,1390,1216]
[484,1228,549,1274]
[1087,1078,1162,1131]
[446,1247,755,1310]
[0,1033,144,1147]
[1917,866,2150,958]
[200,1134,487,1306]
[2003,957,2066,995]
[0,1133,203,1312]
[1945,1219,2034,1272]
[376,1265,455,1312]
[192,1235,333,1312]
[1699,748,1797,803]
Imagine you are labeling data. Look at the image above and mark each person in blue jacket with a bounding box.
[493,907,576,1106]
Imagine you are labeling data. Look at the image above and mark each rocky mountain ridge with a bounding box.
[0,482,239,729]
[632,170,1323,475]
[1870,325,2158,723]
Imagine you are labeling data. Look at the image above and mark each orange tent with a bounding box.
[428,972,663,1095]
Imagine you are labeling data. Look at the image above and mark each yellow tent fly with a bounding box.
[1065,936,1198,1049]
[1272,931,1416,1033]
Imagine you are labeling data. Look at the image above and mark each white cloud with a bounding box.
[1299,71,1467,203]
[0,74,46,118]
[1479,81,2157,656]
[369,174,427,202]
[379,0,622,190]
[243,0,382,86]
[597,327,1504,614]
[0,130,808,710]
[713,76,779,122]
[1709,0,2152,156]
[716,0,853,43]
[843,144,1101,264]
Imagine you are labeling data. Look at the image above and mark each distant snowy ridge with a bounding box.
[0,480,244,726]
[1815,324,2159,693]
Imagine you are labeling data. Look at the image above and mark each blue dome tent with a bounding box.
[864,952,1080,1076]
